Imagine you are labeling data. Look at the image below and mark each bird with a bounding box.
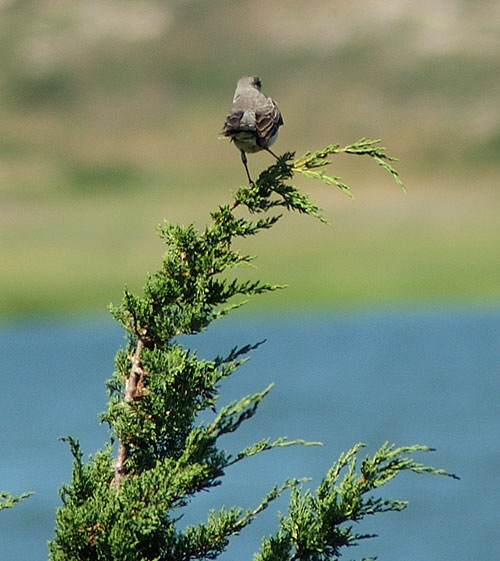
[222,75,284,185]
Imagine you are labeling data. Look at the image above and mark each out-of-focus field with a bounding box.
[1,1,499,320]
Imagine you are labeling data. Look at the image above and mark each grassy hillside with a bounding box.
[1,1,499,320]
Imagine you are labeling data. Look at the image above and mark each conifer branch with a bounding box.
[0,490,33,511]
[227,437,321,467]
[47,140,456,561]
[255,443,458,561]
[293,138,406,196]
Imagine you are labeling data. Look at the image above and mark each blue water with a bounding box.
[1,307,499,560]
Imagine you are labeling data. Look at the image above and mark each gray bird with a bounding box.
[222,75,284,185]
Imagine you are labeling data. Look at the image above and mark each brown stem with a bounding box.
[113,337,145,489]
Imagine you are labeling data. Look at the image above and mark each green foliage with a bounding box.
[255,443,458,561]
[293,138,406,198]
[47,143,455,561]
[0,490,33,511]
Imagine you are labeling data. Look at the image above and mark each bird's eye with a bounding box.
[254,77,262,88]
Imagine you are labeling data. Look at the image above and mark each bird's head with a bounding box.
[237,75,262,91]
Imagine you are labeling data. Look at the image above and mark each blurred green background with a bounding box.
[1,0,499,321]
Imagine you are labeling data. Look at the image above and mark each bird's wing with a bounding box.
[222,110,245,135]
[255,101,283,147]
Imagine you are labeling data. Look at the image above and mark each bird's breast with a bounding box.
[232,131,262,153]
